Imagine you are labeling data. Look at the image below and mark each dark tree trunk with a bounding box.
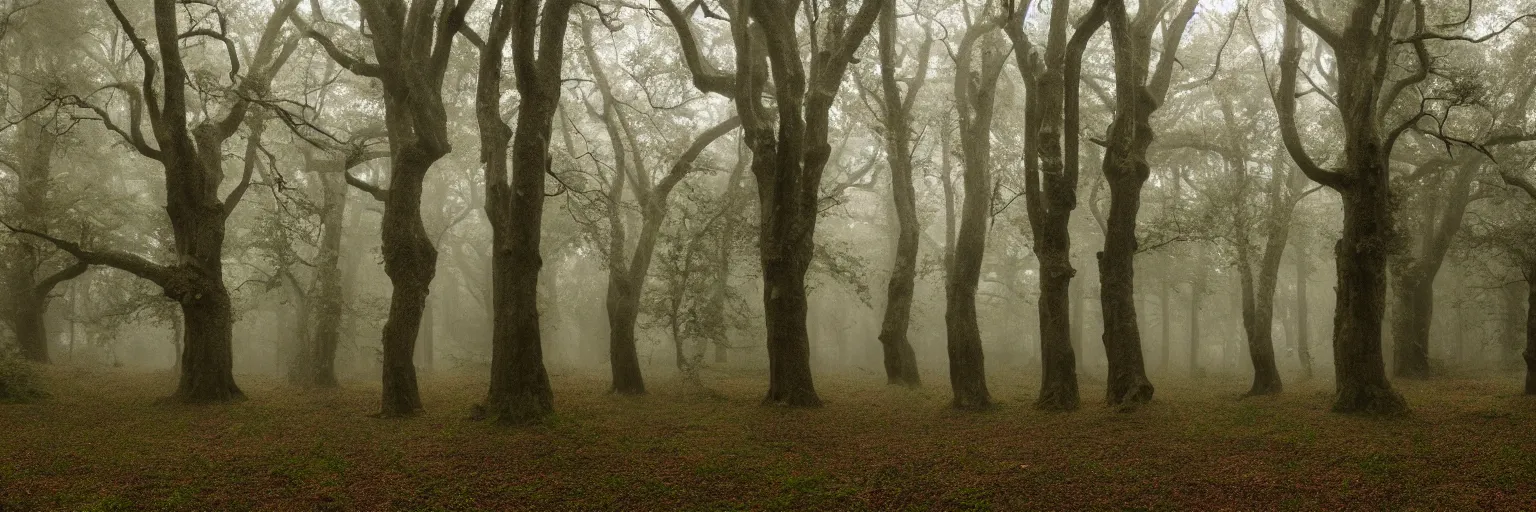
[873,2,925,388]
[1274,6,1405,414]
[1095,0,1195,408]
[944,19,1006,411]
[659,0,881,407]
[1525,272,1536,395]
[1007,0,1104,411]
[1389,271,1434,378]
[476,0,569,423]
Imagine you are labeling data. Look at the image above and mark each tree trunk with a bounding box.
[1008,0,1101,411]
[472,0,568,424]
[1328,180,1405,413]
[1274,2,1405,415]
[290,155,347,388]
[176,287,241,402]
[874,1,923,387]
[1095,0,1195,408]
[1189,256,1205,377]
[1160,278,1171,371]
[1389,270,1433,378]
[944,20,1004,411]
[374,151,435,416]
[1525,270,1536,395]
[1295,243,1313,379]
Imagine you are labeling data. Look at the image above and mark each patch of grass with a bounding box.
[1,366,1534,510]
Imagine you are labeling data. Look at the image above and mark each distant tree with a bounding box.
[297,0,475,417]
[657,0,884,406]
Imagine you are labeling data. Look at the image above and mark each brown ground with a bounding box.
[2,365,1534,511]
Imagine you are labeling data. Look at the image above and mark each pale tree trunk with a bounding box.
[1294,242,1314,379]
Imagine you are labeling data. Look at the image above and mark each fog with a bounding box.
[2,0,1536,507]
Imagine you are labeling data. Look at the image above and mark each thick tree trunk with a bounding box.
[761,255,821,406]
[1329,182,1405,414]
[375,152,435,416]
[175,286,242,402]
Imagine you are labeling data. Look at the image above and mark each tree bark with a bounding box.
[1096,0,1196,408]
[944,18,1006,411]
[470,0,571,423]
[1274,4,1406,414]
[873,1,926,388]
[289,154,349,388]
[1007,0,1103,411]
[1390,156,1479,379]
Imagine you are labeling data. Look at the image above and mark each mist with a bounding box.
[3,0,1536,509]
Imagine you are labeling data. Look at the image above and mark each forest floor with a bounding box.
[2,364,1535,511]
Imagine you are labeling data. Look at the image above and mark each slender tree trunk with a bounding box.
[944,21,1004,411]
[291,156,347,388]
[375,150,435,416]
[874,2,923,387]
[1160,278,1171,371]
[1295,243,1313,379]
[1525,269,1536,394]
[1189,258,1205,377]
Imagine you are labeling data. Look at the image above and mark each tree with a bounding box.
[468,0,575,423]
[1094,0,1197,408]
[1389,73,1536,379]
[872,0,929,388]
[298,0,474,417]
[1,10,89,363]
[10,0,300,401]
[1495,171,1536,393]
[944,9,1007,410]
[1271,0,1524,413]
[658,0,884,407]
[1004,0,1109,411]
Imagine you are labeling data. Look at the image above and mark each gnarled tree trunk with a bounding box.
[1096,0,1196,408]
